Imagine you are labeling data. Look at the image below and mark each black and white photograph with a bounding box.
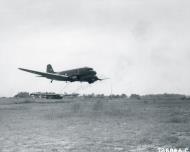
[0,0,190,152]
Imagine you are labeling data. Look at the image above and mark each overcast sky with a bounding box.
[1,0,190,96]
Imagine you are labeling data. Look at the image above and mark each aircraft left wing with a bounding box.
[18,68,69,81]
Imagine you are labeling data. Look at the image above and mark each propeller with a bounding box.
[98,77,109,81]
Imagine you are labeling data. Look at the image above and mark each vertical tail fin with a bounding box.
[46,64,54,73]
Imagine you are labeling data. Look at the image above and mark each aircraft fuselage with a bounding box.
[57,67,98,83]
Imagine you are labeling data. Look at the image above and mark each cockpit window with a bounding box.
[84,67,93,71]
[88,68,93,71]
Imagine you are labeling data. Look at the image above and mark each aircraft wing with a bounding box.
[18,68,69,81]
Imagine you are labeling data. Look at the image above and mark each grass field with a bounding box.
[0,97,190,152]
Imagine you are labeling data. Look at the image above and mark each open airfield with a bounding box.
[0,97,190,152]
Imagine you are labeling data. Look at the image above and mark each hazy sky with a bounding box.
[1,0,190,96]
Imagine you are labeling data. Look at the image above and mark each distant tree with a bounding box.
[96,94,105,98]
[14,92,30,98]
[129,94,141,100]
[88,93,95,98]
[83,93,95,98]
[108,94,121,98]
[121,94,127,98]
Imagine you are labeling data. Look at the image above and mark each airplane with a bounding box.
[18,64,107,84]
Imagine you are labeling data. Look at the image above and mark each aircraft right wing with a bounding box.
[18,68,69,81]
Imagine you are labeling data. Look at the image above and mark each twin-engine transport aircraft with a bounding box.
[19,64,106,84]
